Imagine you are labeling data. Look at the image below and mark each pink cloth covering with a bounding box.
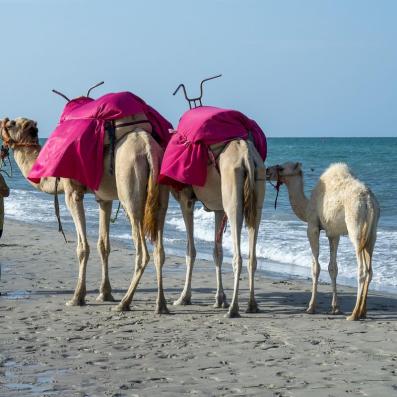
[159,106,267,189]
[28,92,172,190]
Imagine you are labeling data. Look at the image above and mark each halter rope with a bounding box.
[268,165,284,209]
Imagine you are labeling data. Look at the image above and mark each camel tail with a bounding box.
[242,141,257,229]
[142,135,161,243]
[358,192,380,270]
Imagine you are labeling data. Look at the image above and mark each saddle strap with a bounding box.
[105,119,162,176]
[114,119,161,145]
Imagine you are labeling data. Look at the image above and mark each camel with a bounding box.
[172,140,266,318]
[0,116,170,314]
[266,162,380,320]
[0,172,10,238]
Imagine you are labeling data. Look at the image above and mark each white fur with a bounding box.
[267,162,380,320]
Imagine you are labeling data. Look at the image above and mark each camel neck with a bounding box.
[12,146,64,194]
[284,174,309,223]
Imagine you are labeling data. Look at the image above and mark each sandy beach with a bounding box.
[0,219,396,396]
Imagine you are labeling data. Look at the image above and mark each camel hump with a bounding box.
[319,162,369,193]
[321,162,354,179]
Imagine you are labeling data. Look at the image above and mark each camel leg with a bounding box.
[113,142,150,312]
[328,236,341,314]
[246,223,259,313]
[347,240,374,321]
[115,211,149,312]
[222,171,244,318]
[345,214,377,321]
[346,246,367,321]
[96,200,114,302]
[358,255,372,319]
[153,186,170,314]
[174,193,196,306]
[224,212,243,318]
[358,243,374,319]
[358,223,376,319]
[213,210,228,308]
[306,224,320,314]
[65,187,90,306]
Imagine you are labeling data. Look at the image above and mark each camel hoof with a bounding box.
[155,305,170,315]
[214,301,230,309]
[213,296,229,309]
[66,298,85,307]
[96,292,115,302]
[225,310,241,318]
[346,314,359,321]
[246,302,260,313]
[114,303,131,312]
[306,306,315,314]
[173,296,192,306]
[330,307,342,315]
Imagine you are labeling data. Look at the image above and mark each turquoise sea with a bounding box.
[3,137,397,293]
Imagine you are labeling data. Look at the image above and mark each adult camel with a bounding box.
[1,98,171,314]
[160,105,267,318]
[266,162,380,320]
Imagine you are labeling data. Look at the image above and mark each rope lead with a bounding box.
[54,177,67,243]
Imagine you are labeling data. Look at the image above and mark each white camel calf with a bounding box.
[267,162,380,320]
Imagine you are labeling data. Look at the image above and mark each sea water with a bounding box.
[3,137,396,293]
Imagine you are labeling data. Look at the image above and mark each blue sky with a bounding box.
[0,0,396,137]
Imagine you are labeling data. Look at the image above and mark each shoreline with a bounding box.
[1,219,397,396]
[3,216,397,296]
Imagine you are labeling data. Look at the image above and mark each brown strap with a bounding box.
[114,120,150,129]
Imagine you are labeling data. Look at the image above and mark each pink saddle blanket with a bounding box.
[28,92,172,190]
[158,106,267,189]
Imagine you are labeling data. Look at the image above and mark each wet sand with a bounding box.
[1,220,396,396]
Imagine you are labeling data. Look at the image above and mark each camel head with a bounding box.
[1,117,39,149]
[266,162,303,185]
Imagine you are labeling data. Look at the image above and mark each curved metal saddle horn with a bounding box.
[51,89,70,102]
[173,74,222,109]
[52,81,105,102]
[86,81,104,98]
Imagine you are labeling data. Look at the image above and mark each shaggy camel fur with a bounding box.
[1,117,169,313]
[267,162,380,320]
[173,140,266,318]
[0,173,10,238]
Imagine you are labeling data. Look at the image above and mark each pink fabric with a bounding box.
[159,106,267,189]
[28,92,172,190]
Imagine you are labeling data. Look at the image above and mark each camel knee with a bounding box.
[187,245,196,264]
[77,241,90,263]
[97,238,110,259]
[154,244,165,268]
[136,252,150,272]
[328,262,338,280]
[311,261,320,279]
[249,256,257,273]
[232,255,242,274]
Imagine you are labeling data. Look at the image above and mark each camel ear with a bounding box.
[21,119,37,132]
[1,118,9,128]
[294,162,301,171]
